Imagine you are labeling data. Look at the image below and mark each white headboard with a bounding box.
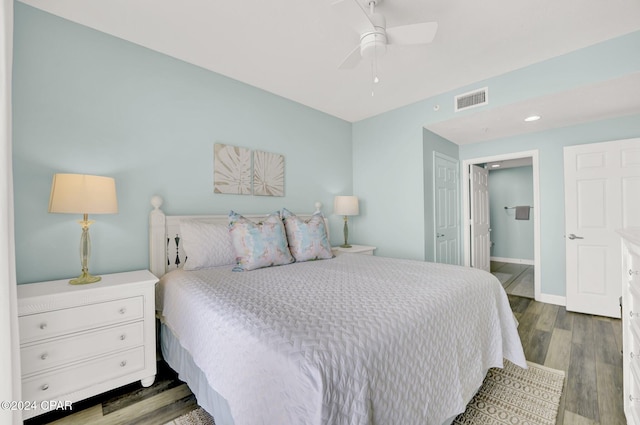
[149,195,326,278]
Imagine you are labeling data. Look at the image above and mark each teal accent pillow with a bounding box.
[282,208,333,262]
[228,211,294,271]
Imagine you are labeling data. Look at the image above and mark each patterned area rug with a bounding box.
[454,360,565,425]
[168,360,564,425]
[170,407,215,425]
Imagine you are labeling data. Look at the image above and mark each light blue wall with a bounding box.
[353,30,640,296]
[351,105,428,261]
[12,4,352,284]
[488,166,534,261]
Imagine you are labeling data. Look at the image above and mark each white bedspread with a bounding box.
[157,254,526,425]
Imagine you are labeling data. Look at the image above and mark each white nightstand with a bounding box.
[17,270,158,419]
[332,245,377,256]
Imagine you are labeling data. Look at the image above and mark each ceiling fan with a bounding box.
[332,0,438,70]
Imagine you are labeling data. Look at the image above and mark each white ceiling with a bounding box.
[18,0,640,133]
[428,72,640,145]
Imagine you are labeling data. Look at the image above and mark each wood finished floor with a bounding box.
[25,295,623,425]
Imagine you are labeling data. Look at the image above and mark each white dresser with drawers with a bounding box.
[621,229,640,425]
[17,270,157,419]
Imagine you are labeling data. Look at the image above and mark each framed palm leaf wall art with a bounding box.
[213,143,284,197]
[213,143,252,195]
[253,150,284,197]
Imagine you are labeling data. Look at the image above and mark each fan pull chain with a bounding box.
[371,61,375,96]
[371,35,380,96]
[374,41,380,84]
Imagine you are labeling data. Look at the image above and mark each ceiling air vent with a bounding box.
[454,87,488,112]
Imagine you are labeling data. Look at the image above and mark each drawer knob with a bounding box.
[41,384,49,391]
[119,308,127,315]
[120,360,127,367]
[39,323,47,330]
[630,269,639,276]
[40,353,48,360]
[120,334,126,341]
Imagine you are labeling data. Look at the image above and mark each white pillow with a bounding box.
[180,219,235,270]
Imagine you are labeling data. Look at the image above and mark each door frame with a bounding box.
[462,150,542,301]
[433,152,461,265]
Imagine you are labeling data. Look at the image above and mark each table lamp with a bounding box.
[48,173,118,284]
[334,195,359,248]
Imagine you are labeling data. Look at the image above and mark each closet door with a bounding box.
[434,153,460,265]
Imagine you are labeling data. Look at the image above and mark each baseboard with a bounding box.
[536,293,566,306]
[490,256,535,266]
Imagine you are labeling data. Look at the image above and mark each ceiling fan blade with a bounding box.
[386,22,438,45]
[332,0,375,35]
[338,44,363,69]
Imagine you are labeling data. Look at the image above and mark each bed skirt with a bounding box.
[161,323,235,425]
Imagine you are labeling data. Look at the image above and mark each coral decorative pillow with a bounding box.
[282,208,333,262]
[228,211,294,271]
[180,219,235,270]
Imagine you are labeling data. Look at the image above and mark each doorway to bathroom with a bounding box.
[462,150,541,300]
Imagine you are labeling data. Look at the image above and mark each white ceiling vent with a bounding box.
[455,87,488,112]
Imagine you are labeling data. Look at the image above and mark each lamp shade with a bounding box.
[48,173,118,214]
[334,195,359,216]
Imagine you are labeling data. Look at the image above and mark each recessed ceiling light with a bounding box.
[524,115,541,122]
[490,164,501,168]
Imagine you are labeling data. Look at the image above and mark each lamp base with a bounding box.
[69,271,101,285]
[341,216,352,249]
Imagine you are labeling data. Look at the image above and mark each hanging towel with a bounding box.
[515,206,530,220]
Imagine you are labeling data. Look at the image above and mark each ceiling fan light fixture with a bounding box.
[360,32,387,60]
[332,0,438,93]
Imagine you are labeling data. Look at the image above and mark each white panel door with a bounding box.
[470,165,490,272]
[434,153,460,265]
[564,137,640,318]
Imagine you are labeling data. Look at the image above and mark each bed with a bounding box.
[149,197,526,425]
